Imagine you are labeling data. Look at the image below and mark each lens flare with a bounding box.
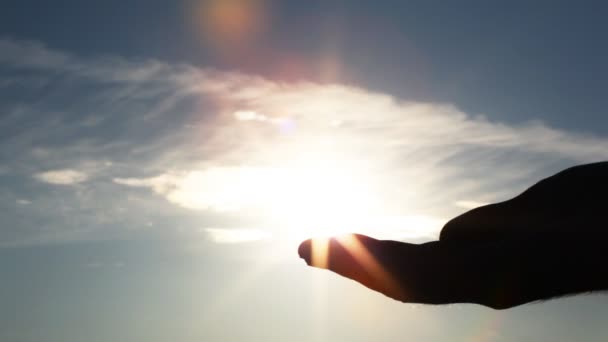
[192,0,267,59]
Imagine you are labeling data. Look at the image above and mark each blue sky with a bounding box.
[2,1,608,341]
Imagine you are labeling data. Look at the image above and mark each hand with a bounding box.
[298,162,608,309]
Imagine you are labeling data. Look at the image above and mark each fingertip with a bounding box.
[298,239,312,265]
[298,234,379,269]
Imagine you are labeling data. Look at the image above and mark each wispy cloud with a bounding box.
[34,169,88,185]
[115,167,296,212]
[2,37,608,246]
[205,228,272,243]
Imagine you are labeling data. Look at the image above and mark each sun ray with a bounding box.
[335,235,403,299]
[310,238,330,269]
[306,235,405,301]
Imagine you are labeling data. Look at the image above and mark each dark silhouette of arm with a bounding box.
[298,162,608,309]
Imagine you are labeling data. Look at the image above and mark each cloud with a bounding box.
[114,167,289,212]
[0,38,71,70]
[16,199,31,205]
[454,200,490,210]
[233,110,268,121]
[3,37,608,246]
[34,169,88,185]
[205,228,272,243]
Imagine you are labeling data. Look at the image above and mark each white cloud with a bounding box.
[454,200,490,210]
[16,199,31,205]
[114,167,286,211]
[205,228,272,243]
[34,169,88,185]
[233,110,267,121]
[113,174,176,194]
[3,37,608,245]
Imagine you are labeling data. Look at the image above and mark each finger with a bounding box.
[298,234,413,302]
[298,234,377,266]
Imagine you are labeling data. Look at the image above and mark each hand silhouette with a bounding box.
[298,162,608,309]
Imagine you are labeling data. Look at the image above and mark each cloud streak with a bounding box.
[34,169,88,185]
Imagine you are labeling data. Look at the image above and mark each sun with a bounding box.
[258,159,383,240]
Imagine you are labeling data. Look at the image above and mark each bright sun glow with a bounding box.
[115,109,444,243]
[194,160,383,240]
[267,162,383,239]
[185,106,388,239]
[160,153,384,239]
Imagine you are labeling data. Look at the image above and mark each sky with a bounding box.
[1,0,608,341]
